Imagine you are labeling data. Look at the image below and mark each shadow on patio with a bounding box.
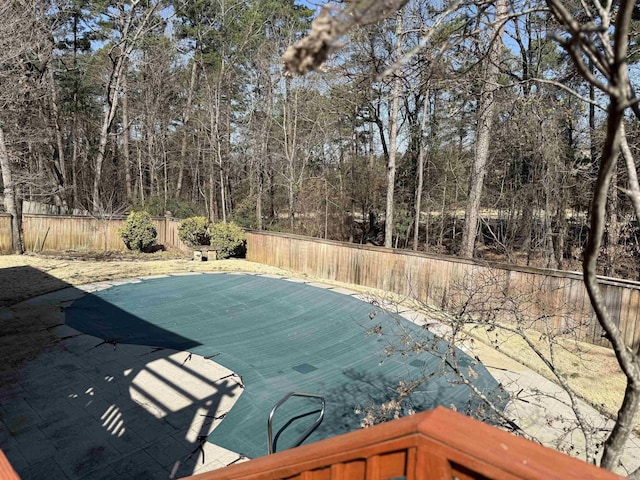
[0,266,242,480]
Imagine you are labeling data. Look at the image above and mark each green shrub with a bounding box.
[209,221,246,259]
[117,211,157,252]
[178,216,211,247]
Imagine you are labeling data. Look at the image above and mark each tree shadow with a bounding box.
[314,366,507,439]
[0,266,241,480]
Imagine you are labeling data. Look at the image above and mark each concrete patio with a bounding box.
[0,282,244,479]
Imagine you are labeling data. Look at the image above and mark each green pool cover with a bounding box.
[66,273,506,458]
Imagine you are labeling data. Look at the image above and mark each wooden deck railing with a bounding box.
[184,407,622,480]
[0,450,19,480]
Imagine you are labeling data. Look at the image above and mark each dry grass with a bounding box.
[468,324,628,423]
[0,252,291,307]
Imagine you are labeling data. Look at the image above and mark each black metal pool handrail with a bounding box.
[267,391,325,455]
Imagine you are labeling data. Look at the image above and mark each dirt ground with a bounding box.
[0,251,630,428]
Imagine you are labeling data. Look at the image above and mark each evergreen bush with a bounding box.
[177,216,211,247]
[117,211,157,252]
[209,221,246,259]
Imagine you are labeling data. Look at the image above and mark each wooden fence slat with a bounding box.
[629,291,640,350]
[0,213,12,253]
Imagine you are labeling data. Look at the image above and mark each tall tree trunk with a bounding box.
[589,59,597,164]
[256,52,275,230]
[162,126,168,208]
[209,77,225,222]
[70,8,80,208]
[350,104,359,243]
[0,126,23,254]
[219,167,227,222]
[256,77,273,230]
[137,143,145,206]
[91,2,158,213]
[48,63,68,207]
[257,171,264,229]
[121,60,133,203]
[71,137,78,207]
[176,60,198,199]
[208,167,216,221]
[605,168,619,275]
[283,76,297,230]
[147,130,154,198]
[368,120,375,218]
[269,173,276,221]
[208,60,227,223]
[413,87,429,251]
[384,11,402,249]
[93,53,126,213]
[460,0,508,258]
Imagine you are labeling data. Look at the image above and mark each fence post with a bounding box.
[164,211,172,248]
[9,213,14,252]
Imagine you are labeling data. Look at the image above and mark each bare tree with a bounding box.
[173,59,198,201]
[459,0,508,258]
[91,0,160,213]
[384,12,403,248]
[357,269,635,469]
[0,0,46,254]
[413,84,429,251]
[0,127,23,254]
[534,0,640,472]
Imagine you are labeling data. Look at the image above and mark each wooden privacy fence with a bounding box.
[247,231,640,349]
[0,213,189,253]
[0,214,11,254]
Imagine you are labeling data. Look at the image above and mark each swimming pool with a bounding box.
[66,273,505,458]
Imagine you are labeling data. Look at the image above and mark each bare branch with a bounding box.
[375,0,465,80]
[619,125,640,227]
[283,0,409,75]
[531,78,606,110]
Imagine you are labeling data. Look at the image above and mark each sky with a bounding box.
[295,0,323,10]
